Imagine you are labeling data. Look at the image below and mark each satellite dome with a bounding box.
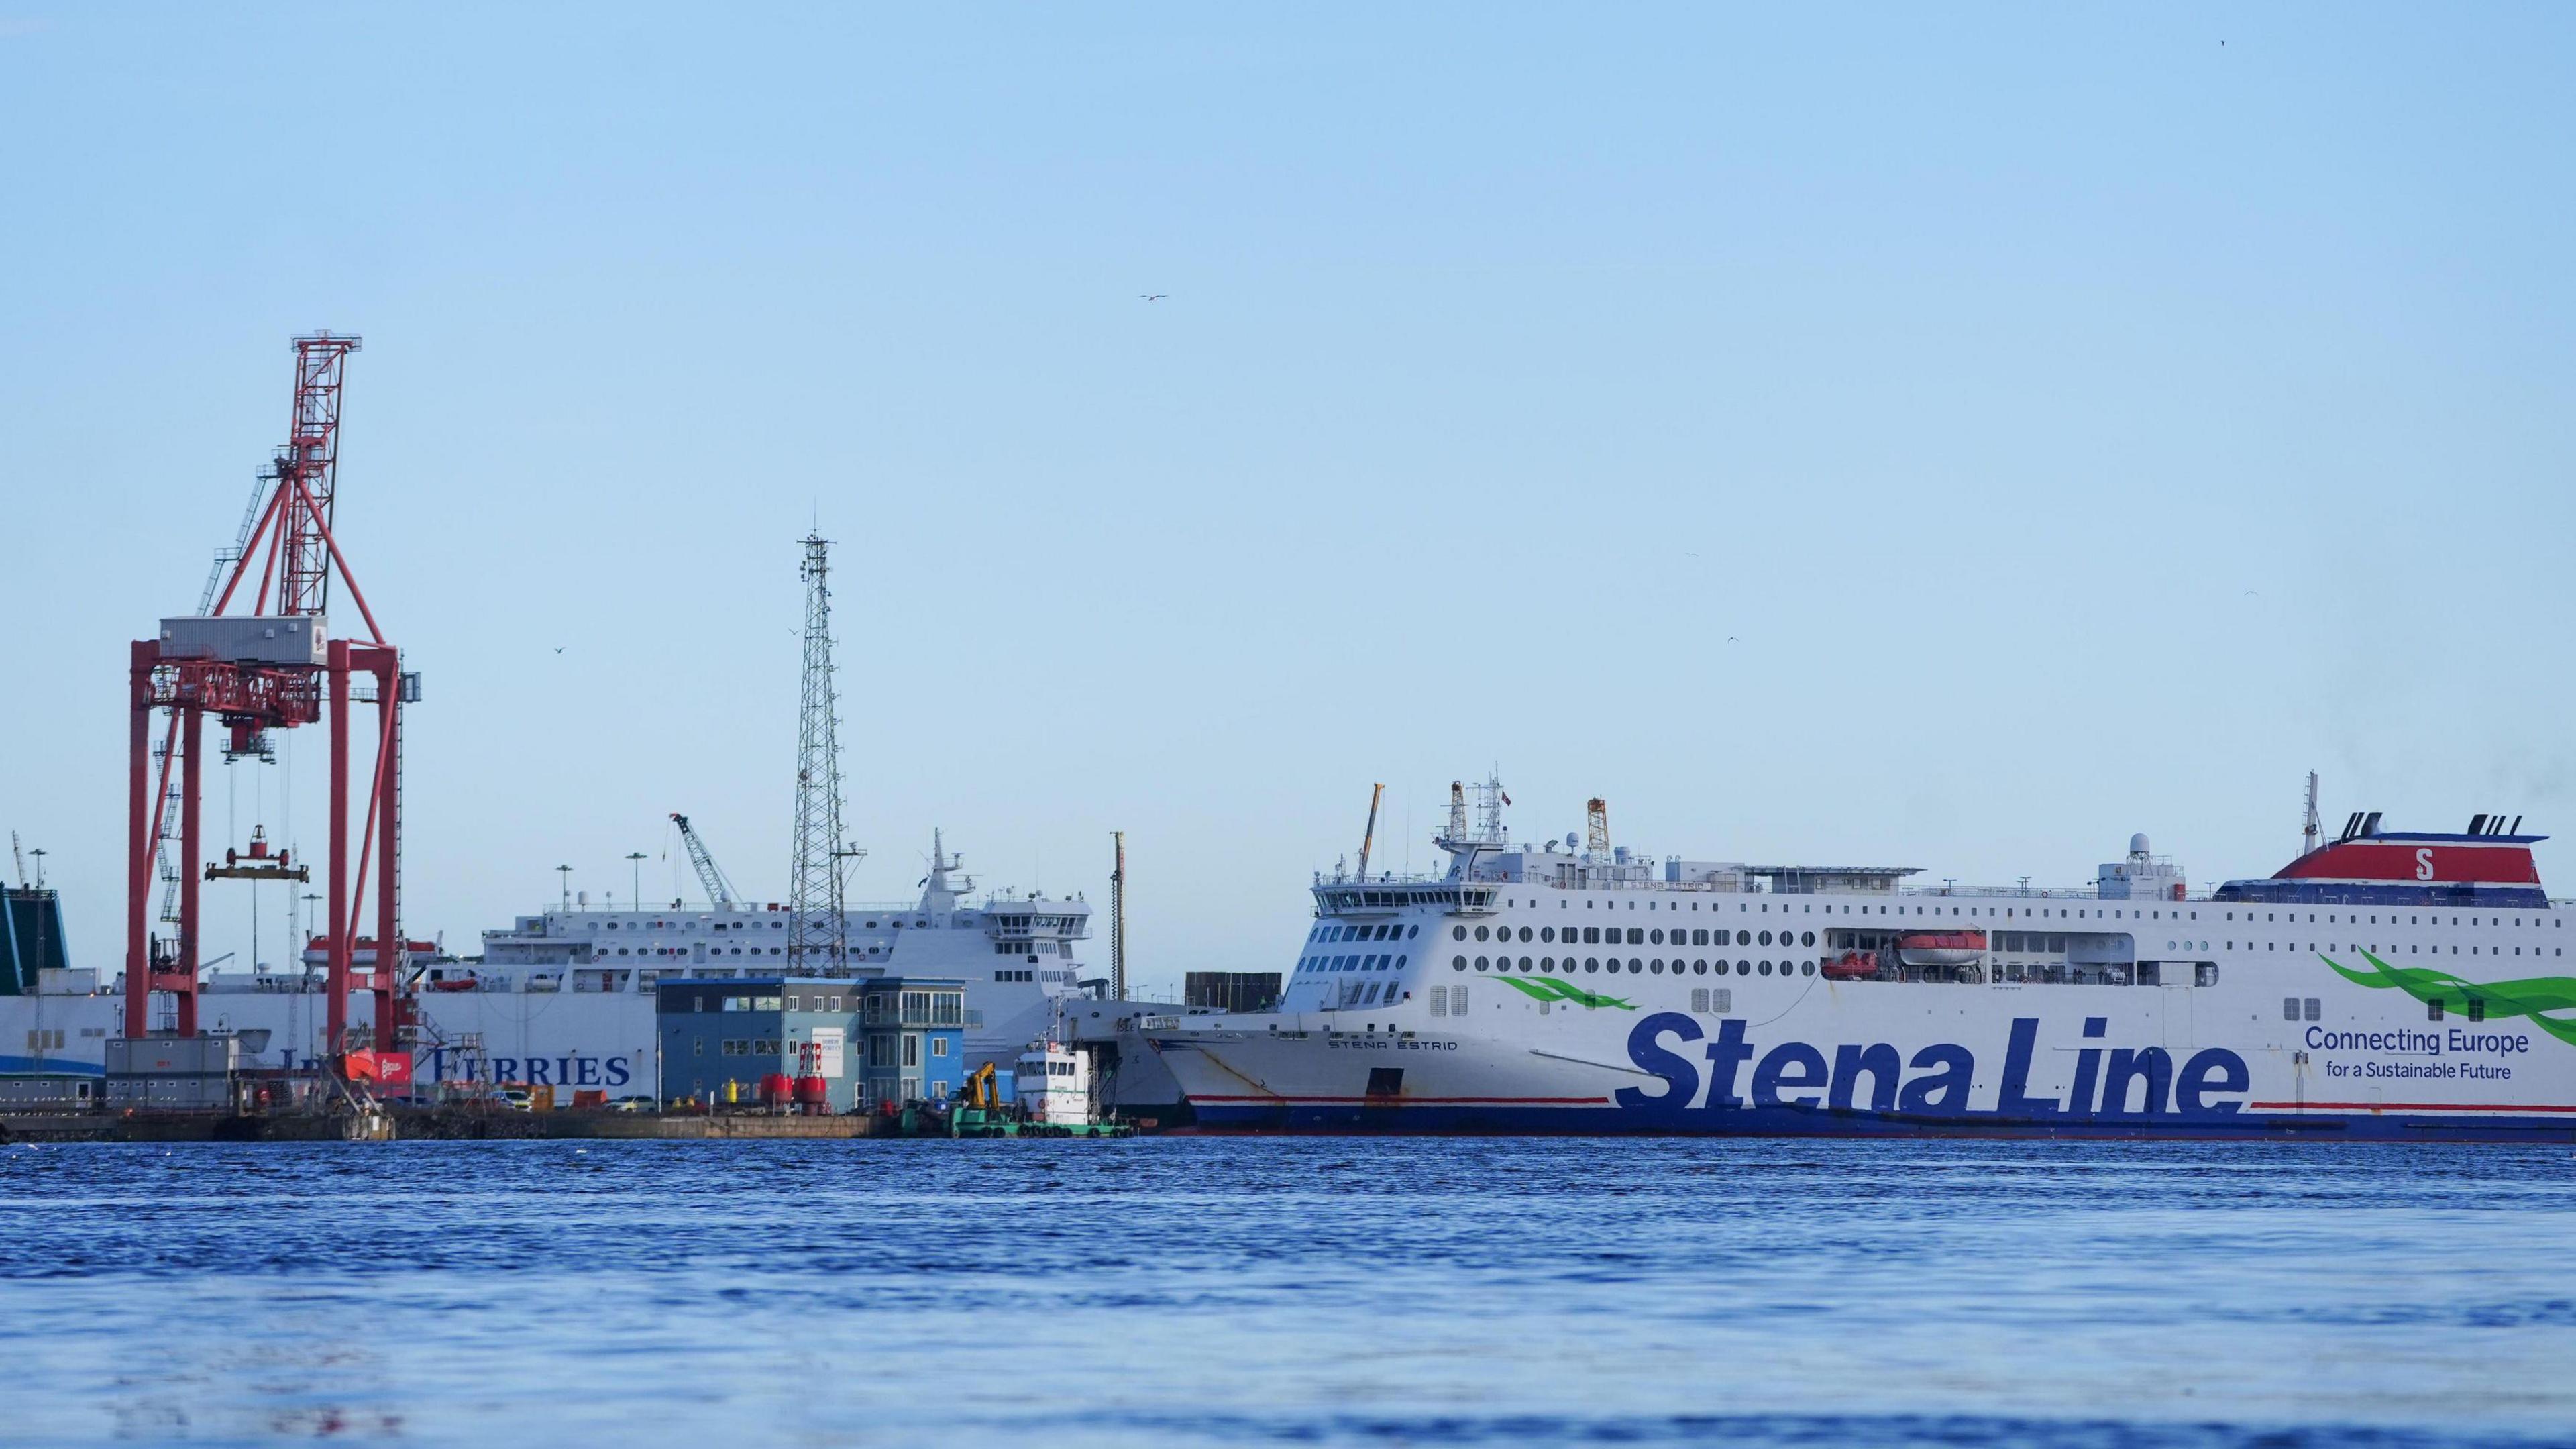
[2129,833,2151,856]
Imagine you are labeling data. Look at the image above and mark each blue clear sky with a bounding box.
[4,5,2572,991]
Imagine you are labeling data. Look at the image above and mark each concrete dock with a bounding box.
[1,1109,895,1143]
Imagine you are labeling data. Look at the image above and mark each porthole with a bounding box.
[1650,959,1665,974]
[1628,959,1643,974]
[1802,961,1816,976]
[1475,926,1489,942]
[1452,956,1466,971]
[1801,931,1815,947]
[1516,926,1531,943]
[1759,961,1773,975]
[1475,956,1489,971]
[1452,926,1466,941]
[1650,929,1665,945]
[1541,926,1556,943]
[1759,930,1774,947]
[1408,926,1419,938]
[1542,957,1556,972]
[1585,957,1600,973]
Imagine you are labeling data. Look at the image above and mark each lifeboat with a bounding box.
[1821,949,1880,981]
[1896,930,1987,968]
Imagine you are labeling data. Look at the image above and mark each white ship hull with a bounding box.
[1150,974,2571,1139]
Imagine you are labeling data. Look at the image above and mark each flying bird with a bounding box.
[1140,293,1168,302]
[554,647,566,654]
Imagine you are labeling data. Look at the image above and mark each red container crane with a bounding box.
[124,334,415,1065]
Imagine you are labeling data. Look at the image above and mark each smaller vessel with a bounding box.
[1015,1041,1093,1128]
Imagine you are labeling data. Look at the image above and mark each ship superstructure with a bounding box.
[1146,777,2576,1139]
[472,835,1090,1052]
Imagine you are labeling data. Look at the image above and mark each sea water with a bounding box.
[2,1138,2571,1446]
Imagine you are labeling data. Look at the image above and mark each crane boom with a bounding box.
[1355,783,1383,883]
[670,812,739,906]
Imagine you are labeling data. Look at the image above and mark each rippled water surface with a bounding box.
[3,1138,2573,1447]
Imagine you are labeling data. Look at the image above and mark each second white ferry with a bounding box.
[1,835,1095,1094]
[1145,777,2576,1140]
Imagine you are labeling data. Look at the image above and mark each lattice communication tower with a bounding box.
[787,534,855,970]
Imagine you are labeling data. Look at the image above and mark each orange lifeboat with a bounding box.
[1821,949,1880,981]
[1896,930,1987,968]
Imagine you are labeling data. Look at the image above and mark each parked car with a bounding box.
[606,1095,657,1114]
[494,1087,535,1112]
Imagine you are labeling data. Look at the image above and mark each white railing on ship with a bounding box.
[524,896,1085,918]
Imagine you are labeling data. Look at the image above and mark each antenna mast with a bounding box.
[2302,772,2321,857]
[1110,831,1127,1001]
[1472,772,1509,844]
[1586,798,1610,856]
[788,534,855,972]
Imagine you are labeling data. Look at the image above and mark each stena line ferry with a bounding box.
[1143,777,2576,1140]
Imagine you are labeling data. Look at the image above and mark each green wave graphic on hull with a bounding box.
[2320,950,2576,1046]
[1490,975,1636,1010]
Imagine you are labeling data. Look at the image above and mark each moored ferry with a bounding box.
[1,835,1094,1094]
[1144,779,2576,1139]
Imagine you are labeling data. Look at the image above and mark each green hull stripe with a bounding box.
[1491,974,1637,1011]
[2320,951,2576,1046]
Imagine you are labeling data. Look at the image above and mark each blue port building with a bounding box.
[656,975,966,1112]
